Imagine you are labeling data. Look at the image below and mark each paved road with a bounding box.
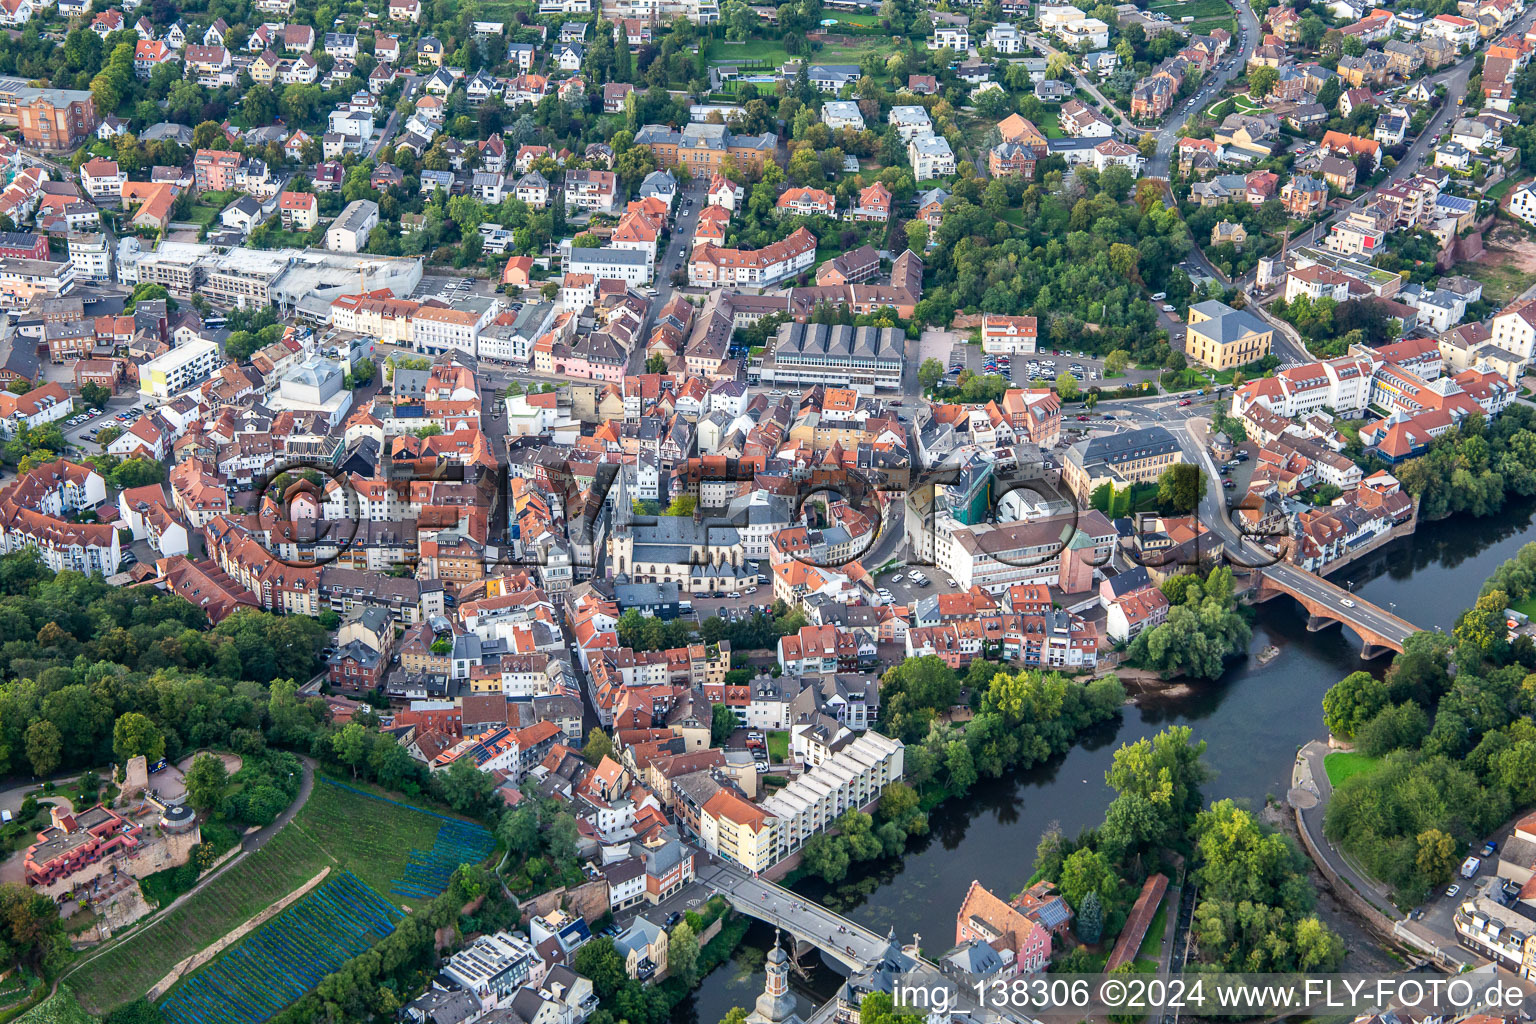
[1294,740,1400,912]
[628,176,708,376]
[1264,561,1418,646]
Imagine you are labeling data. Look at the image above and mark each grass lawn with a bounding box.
[1455,257,1530,306]
[826,11,878,25]
[70,776,483,1016]
[1510,594,1536,619]
[186,204,221,227]
[767,730,790,762]
[708,39,793,65]
[1324,751,1383,789]
[1148,0,1232,18]
[1135,902,1168,963]
[1037,110,1064,138]
[1487,176,1524,202]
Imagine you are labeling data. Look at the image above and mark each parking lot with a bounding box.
[869,565,948,608]
[943,340,1160,391]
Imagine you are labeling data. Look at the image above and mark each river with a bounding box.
[672,502,1536,1024]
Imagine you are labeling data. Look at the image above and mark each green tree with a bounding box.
[1102,726,1208,854]
[1058,847,1117,910]
[112,712,165,765]
[1076,890,1103,943]
[435,757,495,814]
[1247,64,1279,98]
[332,722,369,778]
[1104,349,1130,374]
[1322,671,1389,740]
[918,357,944,390]
[945,740,977,790]
[1156,463,1203,514]
[1056,371,1080,401]
[1415,828,1459,883]
[499,806,541,858]
[24,720,60,777]
[668,920,701,986]
[183,752,229,813]
[582,729,615,765]
[711,703,738,745]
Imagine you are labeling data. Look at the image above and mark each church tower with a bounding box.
[747,930,803,1024]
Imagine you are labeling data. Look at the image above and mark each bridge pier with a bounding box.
[1360,642,1393,660]
[1305,614,1342,633]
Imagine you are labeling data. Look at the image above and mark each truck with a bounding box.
[1461,856,1482,879]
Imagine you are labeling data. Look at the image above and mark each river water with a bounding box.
[672,502,1536,1024]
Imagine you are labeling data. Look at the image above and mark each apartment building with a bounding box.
[760,731,904,862]
[138,338,221,398]
[412,301,499,358]
[688,227,815,287]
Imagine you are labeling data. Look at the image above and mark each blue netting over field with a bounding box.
[316,779,495,899]
[158,871,401,1024]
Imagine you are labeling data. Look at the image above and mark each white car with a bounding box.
[891,574,904,583]
[1340,598,1356,608]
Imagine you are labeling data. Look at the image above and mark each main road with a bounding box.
[1235,1,1536,291]
[1142,0,1263,178]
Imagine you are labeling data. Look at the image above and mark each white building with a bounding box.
[138,338,221,398]
[888,105,933,142]
[412,302,500,358]
[821,100,865,131]
[984,22,1025,52]
[566,246,651,287]
[759,731,903,862]
[908,133,956,180]
[325,199,379,253]
[1508,181,1536,228]
[930,23,970,49]
[1230,355,1375,420]
[66,233,111,282]
[1491,302,1536,362]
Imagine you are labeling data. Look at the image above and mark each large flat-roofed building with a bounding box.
[0,258,75,307]
[1184,299,1273,370]
[0,86,97,151]
[633,122,778,173]
[565,246,651,287]
[201,247,294,310]
[270,250,423,323]
[937,509,1118,594]
[1061,426,1182,500]
[139,338,221,398]
[756,322,904,392]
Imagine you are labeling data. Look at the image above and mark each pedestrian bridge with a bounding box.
[699,862,901,971]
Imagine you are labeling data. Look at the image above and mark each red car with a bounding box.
[1178,399,1192,406]
[1076,414,1090,421]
